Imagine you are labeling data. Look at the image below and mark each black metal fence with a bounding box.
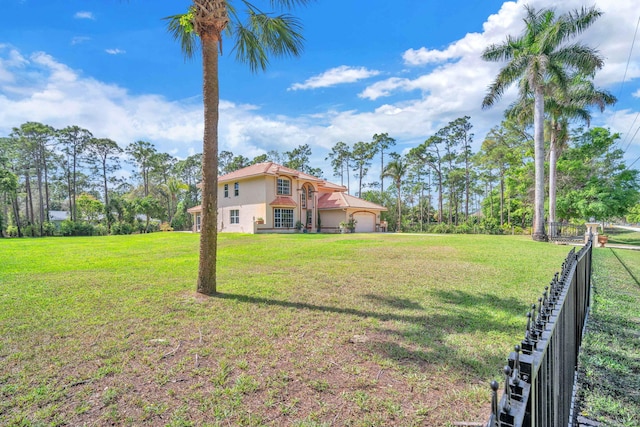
[487,237,593,427]
[548,222,587,242]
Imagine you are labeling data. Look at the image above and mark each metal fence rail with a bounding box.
[487,238,593,427]
[548,222,587,243]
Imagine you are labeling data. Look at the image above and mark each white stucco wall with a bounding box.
[319,210,347,232]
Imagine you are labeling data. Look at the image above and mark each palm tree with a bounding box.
[507,73,616,228]
[382,159,408,232]
[482,5,604,241]
[166,0,310,295]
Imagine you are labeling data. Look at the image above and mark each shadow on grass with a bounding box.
[605,228,640,246]
[215,289,531,378]
[610,249,640,287]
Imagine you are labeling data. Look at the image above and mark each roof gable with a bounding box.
[317,192,387,211]
[219,162,326,184]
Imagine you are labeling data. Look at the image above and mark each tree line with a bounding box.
[1,117,638,237]
[0,124,329,237]
[0,123,201,237]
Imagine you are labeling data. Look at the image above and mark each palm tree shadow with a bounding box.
[214,288,530,377]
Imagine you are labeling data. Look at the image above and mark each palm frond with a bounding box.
[551,44,604,75]
[563,6,603,39]
[164,13,198,60]
[233,11,305,72]
[269,0,315,10]
[482,36,520,62]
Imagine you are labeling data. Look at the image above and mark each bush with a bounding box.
[59,220,75,236]
[23,225,36,237]
[429,223,453,234]
[111,221,133,235]
[60,220,95,236]
[42,221,56,236]
[93,224,108,236]
[6,225,18,237]
[454,223,472,234]
[479,218,502,235]
[160,222,173,232]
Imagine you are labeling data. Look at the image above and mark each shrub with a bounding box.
[6,225,18,237]
[93,224,108,236]
[60,220,95,236]
[430,223,453,234]
[42,221,56,236]
[455,223,472,234]
[111,222,133,235]
[22,225,35,237]
[479,218,502,235]
[159,222,173,232]
[59,220,75,236]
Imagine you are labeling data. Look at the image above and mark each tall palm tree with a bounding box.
[482,5,603,241]
[382,159,408,232]
[547,76,615,226]
[507,73,616,227]
[166,1,310,295]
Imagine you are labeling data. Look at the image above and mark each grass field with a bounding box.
[0,233,573,426]
[604,227,640,246]
[575,248,640,426]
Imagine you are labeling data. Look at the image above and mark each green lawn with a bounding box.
[604,227,640,246]
[575,248,640,426]
[0,233,572,426]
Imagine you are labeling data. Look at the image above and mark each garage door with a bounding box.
[353,213,376,232]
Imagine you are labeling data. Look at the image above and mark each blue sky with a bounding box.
[1,0,639,181]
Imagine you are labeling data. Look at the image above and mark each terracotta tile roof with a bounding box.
[187,205,202,213]
[219,162,325,184]
[317,192,387,211]
[317,180,347,191]
[269,196,297,207]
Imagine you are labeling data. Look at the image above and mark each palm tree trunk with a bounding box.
[548,117,558,232]
[396,181,401,231]
[197,30,220,295]
[499,171,504,226]
[532,86,547,241]
[437,172,443,224]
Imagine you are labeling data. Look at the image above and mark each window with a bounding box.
[277,178,291,195]
[230,209,239,224]
[301,189,307,208]
[234,182,239,196]
[195,214,201,232]
[224,184,229,198]
[306,210,312,226]
[274,208,294,228]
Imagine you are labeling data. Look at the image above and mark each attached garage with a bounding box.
[353,212,376,233]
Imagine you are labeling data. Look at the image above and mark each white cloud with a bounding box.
[105,49,126,55]
[0,50,202,156]
[289,66,380,90]
[74,11,95,20]
[71,36,91,45]
[634,89,640,98]
[1,0,639,182]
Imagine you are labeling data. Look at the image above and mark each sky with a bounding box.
[1,0,639,184]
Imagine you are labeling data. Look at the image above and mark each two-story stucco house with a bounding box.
[187,162,387,234]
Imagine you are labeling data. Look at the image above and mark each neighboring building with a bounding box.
[48,211,70,229]
[187,162,387,234]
